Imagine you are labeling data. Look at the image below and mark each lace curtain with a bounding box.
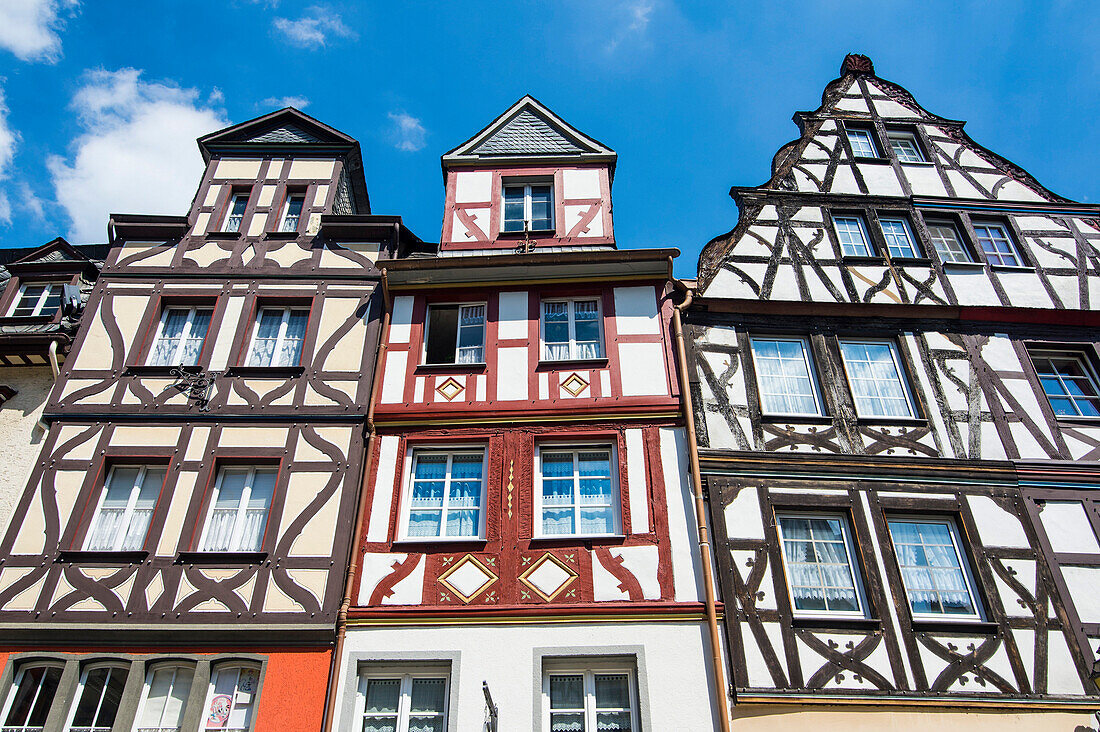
[456,305,485,364]
[201,469,274,552]
[248,310,307,367]
[86,467,164,551]
[149,309,212,367]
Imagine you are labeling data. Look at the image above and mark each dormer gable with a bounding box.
[440,96,617,253]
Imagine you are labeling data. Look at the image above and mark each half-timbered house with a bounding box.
[329,96,726,731]
[0,108,418,732]
[686,54,1100,730]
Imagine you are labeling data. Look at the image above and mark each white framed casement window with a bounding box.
[279,193,305,232]
[201,665,259,732]
[222,193,249,233]
[543,665,638,732]
[925,221,973,263]
[0,663,64,732]
[147,307,213,367]
[198,467,277,553]
[63,663,128,732]
[887,131,926,163]
[776,514,868,617]
[973,222,1023,267]
[749,337,824,416]
[133,663,195,732]
[845,127,879,158]
[8,283,62,318]
[502,181,553,233]
[84,465,166,552]
[838,339,916,418]
[423,303,486,365]
[399,448,487,541]
[355,670,449,732]
[1028,349,1100,418]
[541,299,603,361]
[831,215,873,257]
[887,517,983,620]
[245,307,309,367]
[535,445,620,538]
[879,217,919,258]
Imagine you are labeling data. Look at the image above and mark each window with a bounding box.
[246,308,308,368]
[777,515,866,616]
[222,193,249,233]
[537,446,619,537]
[147,307,213,367]
[503,182,553,232]
[888,518,981,619]
[845,128,879,158]
[544,668,637,732]
[973,222,1022,267]
[65,664,127,732]
[198,467,276,553]
[750,337,823,416]
[1,663,63,732]
[356,672,448,732]
[925,221,973,263]
[135,664,194,732]
[542,299,603,361]
[887,132,925,163]
[831,215,872,257]
[8,284,61,318]
[1030,350,1100,418]
[403,449,486,540]
[84,466,166,552]
[424,304,485,365]
[838,340,916,418]
[202,666,259,732]
[279,194,304,233]
[879,217,918,258]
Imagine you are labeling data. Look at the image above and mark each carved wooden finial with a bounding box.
[841,53,875,76]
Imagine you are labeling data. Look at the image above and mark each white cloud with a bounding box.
[387,111,426,153]
[606,0,655,53]
[261,95,311,109]
[272,6,355,49]
[47,68,229,243]
[16,182,44,220]
[0,0,78,64]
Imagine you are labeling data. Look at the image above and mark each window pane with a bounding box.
[549,675,584,709]
[530,185,552,230]
[503,186,525,232]
[543,302,570,359]
[880,219,917,258]
[140,666,193,731]
[72,666,125,729]
[889,136,924,163]
[847,129,877,157]
[752,338,819,415]
[205,667,257,731]
[281,196,304,232]
[927,224,971,263]
[247,309,284,367]
[889,520,976,616]
[839,341,913,418]
[4,665,62,728]
[1032,353,1100,418]
[974,224,1020,267]
[780,516,861,614]
[456,305,485,364]
[278,311,308,367]
[833,217,871,257]
[425,306,459,365]
[594,674,630,708]
[364,679,400,715]
[409,678,446,714]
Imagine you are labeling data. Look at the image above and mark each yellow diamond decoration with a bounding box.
[436,377,464,401]
[438,554,498,603]
[561,372,589,397]
[519,553,578,601]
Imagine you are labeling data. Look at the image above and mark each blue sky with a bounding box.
[0,1,1096,276]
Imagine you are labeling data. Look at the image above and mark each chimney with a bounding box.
[841,53,875,77]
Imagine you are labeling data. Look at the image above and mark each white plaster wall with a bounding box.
[0,367,53,533]
[336,621,717,731]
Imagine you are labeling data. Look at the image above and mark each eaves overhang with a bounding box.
[108,214,190,244]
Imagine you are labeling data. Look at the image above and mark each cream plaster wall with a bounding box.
[0,367,53,534]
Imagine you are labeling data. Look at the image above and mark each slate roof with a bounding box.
[247,124,325,145]
[470,110,585,156]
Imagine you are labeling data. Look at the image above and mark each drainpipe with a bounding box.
[47,339,61,379]
[320,268,391,732]
[670,271,732,732]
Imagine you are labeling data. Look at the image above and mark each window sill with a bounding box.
[125,364,204,376]
[791,616,881,631]
[499,229,556,238]
[1053,415,1100,426]
[415,362,487,373]
[910,619,997,634]
[890,257,933,266]
[899,161,936,167]
[57,550,149,564]
[759,414,831,424]
[840,256,887,266]
[224,366,304,378]
[530,534,625,546]
[177,551,268,565]
[393,537,488,547]
[851,156,891,165]
[941,261,986,271]
[263,231,300,240]
[855,416,927,427]
[205,231,242,240]
[990,264,1035,273]
[536,358,609,370]
[0,315,55,325]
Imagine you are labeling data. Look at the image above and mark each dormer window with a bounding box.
[222,192,249,233]
[8,283,62,317]
[503,182,553,233]
[280,194,305,233]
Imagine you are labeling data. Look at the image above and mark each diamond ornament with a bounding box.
[519,553,578,601]
[438,554,498,603]
[436,377,464,401]
[561,372,589,397]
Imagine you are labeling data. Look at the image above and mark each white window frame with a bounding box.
[353,667,450,732]
[279,193,305,233]
[83,465,164,552]
[845,127,879,158]
[245,307,309,368]
[775,512,869,618]
[8,283,61,317]
[879,216,919,258]
[197,466,277,553]
[1029,349,1100,418]
[541,663,639,732]
[146,307,212,367]
[925,220,973,263]
[63,663,129,732]
[133,662,195,732]
[534,443,621,539]
[837,338,917,419]
[972,222,1023,267]
[887,516,984,621]
[222,193,249,233]
[749,336,825,417]
[831,215,873,257]
[0,662,64,732]
[540,298,604,362]
[887,131,926,163]
[201,664,260,732]
[397,447,488,542]
[502,180,554,233]
[421,302,487,366]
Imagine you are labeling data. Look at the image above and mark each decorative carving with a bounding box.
[160,367,219,411]
[519,553,578,602]
[506,461,514,519]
